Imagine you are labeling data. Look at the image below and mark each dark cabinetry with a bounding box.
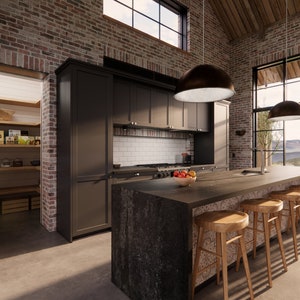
[185,102,210,131]
[194,101,230,169]
[113,78,151,127]
[56,59,112,242]
[113,77,209,131]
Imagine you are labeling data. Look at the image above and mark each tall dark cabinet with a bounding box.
[56,59,113,242]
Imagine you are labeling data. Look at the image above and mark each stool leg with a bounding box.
[239,229,254,300]
[253,211,258,259]
[274,212,288,272]
[192,225,205,300]
[262,212,273,287]
[220,232,229,300]
[216,232,221,285]
[289,201,298,261]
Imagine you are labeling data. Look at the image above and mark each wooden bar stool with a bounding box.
[192,210,254,300]
[269,190,300,261]
[237,198,287,288]
[287,186,300,227]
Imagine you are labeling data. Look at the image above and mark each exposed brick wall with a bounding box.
[0,0,230,231]
[230,14,300,170]
[4,1,299,230]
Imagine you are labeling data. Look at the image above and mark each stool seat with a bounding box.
[195,210,249,233]
[240,198,283,214]
[269,190,300,260]
[193,210,253,300]
[239,198,287,288]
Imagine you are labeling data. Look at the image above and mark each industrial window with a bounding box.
[103,0,187,50]
[252,55,300,167]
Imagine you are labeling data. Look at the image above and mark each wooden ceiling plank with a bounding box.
[253,0,273,26]
[288,0,296,15]
[234,0,254,33]
[208,0,236,40]
[209,0,300,41]
[220,0,245,38]
[243,0,261,32]
[292,0,300,12]
[269,0,284,21]
[262,0,277,23]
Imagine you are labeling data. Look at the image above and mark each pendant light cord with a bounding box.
[285,0,288,101]
[202,0,205,64]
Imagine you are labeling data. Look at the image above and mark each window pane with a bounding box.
[256,85,283,108]
[257,65,283,88]
[161,26,180,47]
[255,111,283,150]
[104,0,132,26]
[286,80,300,100]
[287,60,300,80]
[119,0,132,7]
[285,120,300,165]
[161,5,180,30]
[134,0,159,21]
[134,12,159,38]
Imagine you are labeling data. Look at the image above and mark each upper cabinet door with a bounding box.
[184,102,210,132]
[131,83,151,126]
[169,93,185,130]
[196,103,210,132]
[150,88,169,128]
[113,78,151,126]
[113,77,131,124]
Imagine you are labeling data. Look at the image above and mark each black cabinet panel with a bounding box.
[76,70,108,176]
[56,59,112,242]
[132,83,151,126]
[150,88,169,127]
[73,179,110,236]
[113,78,131,124]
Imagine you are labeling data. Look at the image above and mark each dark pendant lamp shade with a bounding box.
[268,101,300,121]
[174,64,235,102]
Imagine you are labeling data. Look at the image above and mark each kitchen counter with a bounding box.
[111,166,300,300]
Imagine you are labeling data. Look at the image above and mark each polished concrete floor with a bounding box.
[1,210,300,300]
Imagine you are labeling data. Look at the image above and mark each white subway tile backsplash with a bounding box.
[113,136,190,166]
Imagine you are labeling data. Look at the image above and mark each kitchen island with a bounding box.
[111,166,300,300]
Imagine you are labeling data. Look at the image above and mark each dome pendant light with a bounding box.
[268,0,300,121]
[174,64,235,102]
[174,0,235,102]
[268,101,300,121]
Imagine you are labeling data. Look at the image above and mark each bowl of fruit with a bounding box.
[173,170,197,186]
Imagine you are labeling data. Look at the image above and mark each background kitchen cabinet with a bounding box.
[56,59,112,242]
[194,101,230,169]
[150,88,169,128]
[168,94,186,130]
[113,77,151,127]
[185,102,210,132]
[214,100,230,170]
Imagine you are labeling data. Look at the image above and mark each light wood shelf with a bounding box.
[0,144,40,148]
[0,120,40,126]
[0,166,40,172]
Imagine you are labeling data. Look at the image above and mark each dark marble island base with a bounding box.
[111,166,300,300]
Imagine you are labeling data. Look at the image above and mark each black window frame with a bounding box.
[103,0,188,50]
[252,54,300,167]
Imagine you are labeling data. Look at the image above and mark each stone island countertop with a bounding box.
[111,166,300,300]
[113,166,300,207]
